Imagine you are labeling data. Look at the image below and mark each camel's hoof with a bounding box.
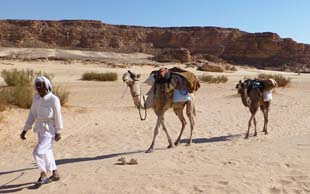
[167,144,173,149]
[253,132,257,136]
[186,142,192,146]
[145,148,153,153]
[244,135,249,139]
[174,141,180,146]
[264,132,268,135]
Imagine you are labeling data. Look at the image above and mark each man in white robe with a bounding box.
[20,76,63,184]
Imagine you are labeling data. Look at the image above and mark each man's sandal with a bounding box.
[35,176,49,185]
[47,175,60,183]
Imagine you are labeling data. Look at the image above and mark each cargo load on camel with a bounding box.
[149,67,200,93]
[243,78,278,102]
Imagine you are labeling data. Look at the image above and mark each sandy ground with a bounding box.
[0,49,310,194]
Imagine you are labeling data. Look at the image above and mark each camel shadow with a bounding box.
[180,134,241,144]
[56,149,144,166]
[0,135,240,193]
[0,150,144,193]
[0,182,37,193]
[0,168,36,177]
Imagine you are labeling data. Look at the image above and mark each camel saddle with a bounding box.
[245,78,277,95]
[152,67,200,93]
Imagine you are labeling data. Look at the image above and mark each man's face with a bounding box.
[35,81,47,97]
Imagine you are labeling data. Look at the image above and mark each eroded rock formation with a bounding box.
[0,19,309,69]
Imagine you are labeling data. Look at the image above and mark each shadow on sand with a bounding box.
[180,134,241,144]
[56,149,145,166]
[0,182,38,193]
[0,149,144,193]
[0,134,241,193]
[0,168,36,177]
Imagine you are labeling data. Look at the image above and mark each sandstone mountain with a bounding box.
[0,19,309,70]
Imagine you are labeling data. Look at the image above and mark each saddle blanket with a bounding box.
[173,89,190,102]
[263,91,272,102]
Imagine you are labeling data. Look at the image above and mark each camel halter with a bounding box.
[138,88,147,121]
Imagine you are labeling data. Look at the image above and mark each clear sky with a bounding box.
[1,0,309,44]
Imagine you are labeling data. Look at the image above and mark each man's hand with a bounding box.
[20,131,27,140]
[54,133,61,141]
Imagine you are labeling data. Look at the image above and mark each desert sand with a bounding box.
[0,49,309,194]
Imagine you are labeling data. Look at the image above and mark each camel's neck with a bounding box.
[128,83,142,108]
[240,88,249,107]
[128,82,153,109]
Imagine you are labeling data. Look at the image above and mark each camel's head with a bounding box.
[122,70,140,86]
[236,80,247,94]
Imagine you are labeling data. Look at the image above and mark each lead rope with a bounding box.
[138,88,147,121]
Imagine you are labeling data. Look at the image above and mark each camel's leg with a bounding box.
[253,116,257,136]
[173,103,186,146]
[146,116,162,153]
[161,119,173,149]
[262,102,270,134]
[245,106,258,139]
[186,101,195,146]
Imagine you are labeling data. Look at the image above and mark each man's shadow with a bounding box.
[0,149,144,193]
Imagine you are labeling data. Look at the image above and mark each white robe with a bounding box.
[23,92,63,172]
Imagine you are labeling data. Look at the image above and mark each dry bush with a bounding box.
[0,85,69,109]
[1,69,54,86]
[257,73,291,87]
[0,86,33,109]
[1,69,34,86]
[198,74,228,83]
[0,69,68,109]
[53,86,70,106]
[82,72,118,81]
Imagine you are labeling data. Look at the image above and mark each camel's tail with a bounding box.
[189,93,196,117]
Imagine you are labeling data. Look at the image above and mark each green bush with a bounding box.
[257,73,291,87]
[198,74,228,83]
[82,72,118,81]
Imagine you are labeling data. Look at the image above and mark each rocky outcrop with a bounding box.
[153,48,191,63]
[0,19,309,69]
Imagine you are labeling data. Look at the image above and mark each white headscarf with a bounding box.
[34,76,52,93]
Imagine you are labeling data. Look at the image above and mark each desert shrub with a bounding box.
[1,69,54,86]
[82,72,118,81]
[257,73,291,87]
[53,86,70,106]
[0,69,68,109]
[1,69,35,86]
[0,86,33,109]
[0,86,69,109]
[198,74,228,83]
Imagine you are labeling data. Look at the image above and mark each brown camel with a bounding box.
[236,79,277,139]
[122,70,196,153]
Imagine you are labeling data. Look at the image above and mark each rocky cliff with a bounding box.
[0,19,309,69]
